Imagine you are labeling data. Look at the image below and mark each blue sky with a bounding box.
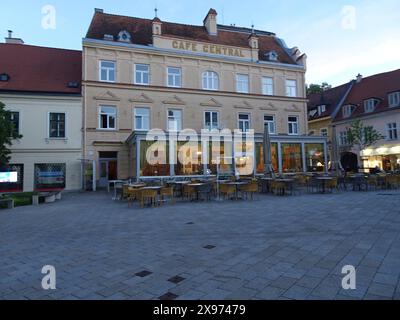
[1,0,399,86]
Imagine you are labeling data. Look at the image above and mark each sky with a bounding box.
[1,0,399,87]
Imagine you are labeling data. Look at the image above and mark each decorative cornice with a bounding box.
[129,93,154,103]
[234,100,254,109]
[162,94,186,105]
[93,90,121,101]
[259,102,278,111]
[200,97,223,108]
[284,104,302,112]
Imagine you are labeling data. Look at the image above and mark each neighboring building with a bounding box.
[83,8,327,186]
[0,36,83,192]
[307,81,354,164]
[332,69,400,172]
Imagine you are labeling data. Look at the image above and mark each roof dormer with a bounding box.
[265,50,279,62]
[363,98,379,113]
[117,30,131,43]
[342,104,355,118]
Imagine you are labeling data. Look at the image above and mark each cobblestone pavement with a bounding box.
[1,190,400,300]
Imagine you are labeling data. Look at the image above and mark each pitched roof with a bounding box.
[307,82,353,120]
[85,11,297,65]
[0,43,82,95]
[333,69,400,122]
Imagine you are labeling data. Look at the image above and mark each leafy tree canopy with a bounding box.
[0,101,22,167]
[346,119,384,151]
[306,82,332,95]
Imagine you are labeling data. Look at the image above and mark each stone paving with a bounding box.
[1,190,400,300]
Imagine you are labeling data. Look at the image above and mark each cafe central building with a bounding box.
[83,8,327,186]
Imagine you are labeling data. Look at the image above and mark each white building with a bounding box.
[0,35,83,192]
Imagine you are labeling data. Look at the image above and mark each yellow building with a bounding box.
[83,8,327,186]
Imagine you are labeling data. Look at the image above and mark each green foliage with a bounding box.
[0,101,22,166]
[306,82,332,95]
[346,119,384,150]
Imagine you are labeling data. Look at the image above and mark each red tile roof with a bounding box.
[307,82,353,120]
[85,11,297,65]
[0,43,82,94]
[333,69,400,122]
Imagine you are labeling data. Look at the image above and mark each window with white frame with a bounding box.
[134,107,150,131]
[238,113,250,132]
[285,79,297,97]
[167,109,182,131]
[204,111,219,130]
[99,106,116,129]
[320,128,328,137]
[288,116,299,135]
[261,77,274,95]
[134,64,150,85]
[167,67,182,87]
[236,74,249,93]
[317,105,326,115]
[99,60,116,82]
[387,123,398,140]
[263,115,276,134]
[389,92,400,108]
[342,105,354,118]
[49,113,65,138]
[9,111,20,135]
[364,99,377,113]
[202,71,219,91]
[339,131,349,145]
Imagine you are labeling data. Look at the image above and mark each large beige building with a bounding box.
[83,8,327,186]
[0,39,82,192]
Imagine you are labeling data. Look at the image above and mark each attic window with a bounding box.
[317,105,326,115]
[0,73,10,81]
[117,30,131,43]
[104,34,114,41]
[309,109,317,117]
[364,98,379,113]
[67,81,79,88]
[342,105,354,118]
[265,51,278,61]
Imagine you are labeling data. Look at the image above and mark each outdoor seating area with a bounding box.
[107,171,400,208]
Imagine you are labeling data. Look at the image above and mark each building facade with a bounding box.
[83,8,327,186]
[307,81,354,165]
[0,39,83,192]
[332,69,400,172]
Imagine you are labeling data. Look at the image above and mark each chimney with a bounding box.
[94,8,103,13]
[5,30,24,44]
[356,73,362,83]
[203,8,217,36]
[152,17,162,35]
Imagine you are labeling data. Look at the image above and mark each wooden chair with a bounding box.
[160,186,175,205]
[126,187,139,207]
[238,181,258,200]
[139,189,158,208]
[326,177,339,192]
[385,175,398,189]
[182,185,196,201]
[219,184,236,200]
[271,180,285,195]
[367,176,379,191]
[122,184,130,200]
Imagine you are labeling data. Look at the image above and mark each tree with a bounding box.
[306,82,332,95]
[346,119,384,151]
[0,101,22,167]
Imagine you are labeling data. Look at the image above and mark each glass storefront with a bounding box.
[34,163,66,190]
[135,137,327,177]
[281,143,303,173]
[305,143,325,172]
[0,164,24,192]
[175,141,203,176]
[139,140,170,176]
[255,143,278,174]
[208,141,233,175]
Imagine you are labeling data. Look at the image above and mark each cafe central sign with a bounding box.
[172,40,246,58]
[153,37,254,59]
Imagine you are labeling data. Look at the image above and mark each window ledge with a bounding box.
[45,138,68,144]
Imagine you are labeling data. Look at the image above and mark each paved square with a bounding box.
[1,190,400,300]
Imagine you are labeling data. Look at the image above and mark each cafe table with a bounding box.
[315,176,333,193]
[187,183,206,201]
[224,181,249,199]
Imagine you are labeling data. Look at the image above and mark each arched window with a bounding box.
[202,71,219,91]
